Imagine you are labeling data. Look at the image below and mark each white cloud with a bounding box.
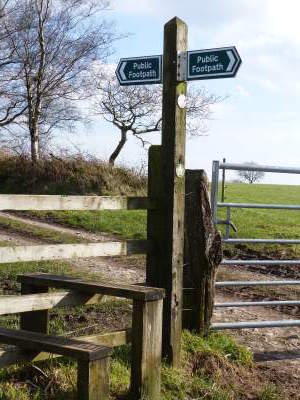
[112,0,156,16]
[236,85,250,97]
[90,1,300,184]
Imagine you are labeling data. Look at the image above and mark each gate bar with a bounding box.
[221,259,300,265]
[215,280,300,287]
[219,163,300,174]
[215,300,300,307]
[212,320,300,329]
[223,239,300,245]
[218,202,300,210]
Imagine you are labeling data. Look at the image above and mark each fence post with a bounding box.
[183,170,223,335]
[20,282,49,334]
[77,358,110,400]
[221,158,226,202]
[211,160,220,224]
[146,146,163,287]
[130,298,163,400]
[146,16,187,367]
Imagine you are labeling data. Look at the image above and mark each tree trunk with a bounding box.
[30,126,40,164]
[183,170,223,336]
[109,129,127,165]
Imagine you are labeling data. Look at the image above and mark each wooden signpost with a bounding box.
[116,17,241,367]
[147,17,188,367]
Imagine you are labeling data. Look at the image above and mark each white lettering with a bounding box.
[132,61,153,70]
[128,70,157,80]
[191,63,224,74]
[196,54,219,64]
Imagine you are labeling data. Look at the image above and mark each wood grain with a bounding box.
[0,195,150,210]
[18,273,165,301]
[0,326,112,361]
[0,240,147,264]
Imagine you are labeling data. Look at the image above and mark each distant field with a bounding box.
[219,183,300,240]
[23,183,300,256]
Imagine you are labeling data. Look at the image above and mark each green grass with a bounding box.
[182,330,252,367]
[26,210,147,240]
[0,330,274,400]
[0,260,74,295]
[258,384,282,400]
[0,215,85,245]
[217,183,300,256]
[219,183,300,240]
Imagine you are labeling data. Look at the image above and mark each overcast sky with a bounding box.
[60,0,300,184]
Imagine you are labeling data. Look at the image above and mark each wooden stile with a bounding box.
[0,326,112,361]
[17,273,165,399]
[0,329,130,368]
[18,273,164,302]
[0,326,112,400]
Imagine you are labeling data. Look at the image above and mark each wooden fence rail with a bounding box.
[0,240,148,264]
[0,195,151,211]
[0,292,104,315]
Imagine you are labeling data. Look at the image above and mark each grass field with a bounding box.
[0,214,86,246]
[26,210,147,240]
[219,183,300,240]
[24,182,300,257]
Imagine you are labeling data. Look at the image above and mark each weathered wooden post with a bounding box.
[131,297,164,400]
[147,17,188,367]
[183,170,223,335]
[20,282,49,333]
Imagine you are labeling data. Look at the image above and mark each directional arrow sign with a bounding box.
[116,55,162,85]
[187,46,241,81]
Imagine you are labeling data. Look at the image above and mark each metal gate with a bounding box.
[210,160,300,329]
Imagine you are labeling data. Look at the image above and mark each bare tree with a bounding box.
[96,72,221,165]
[237,162,265,184]
[0,0,116,163]
[0,1,28,129]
